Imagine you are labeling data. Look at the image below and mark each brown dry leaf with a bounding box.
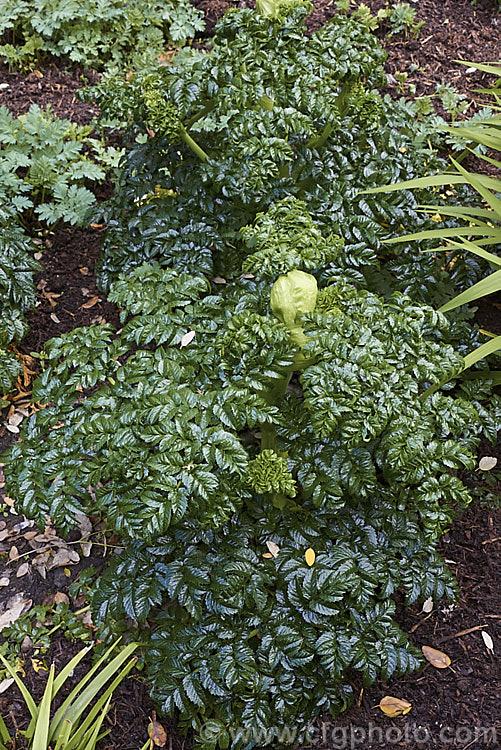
[422,596,433,613]
[148,719,168,747]
[81,295,100,309]
[47,548,80,570]
[3,497,14,508]
[33,69,43,78]
[422,645,451,669]
[23,531,38,541]
[212,276,227,285]
[0,593,32,630]
[16,563,30,578]
[262,552,273,559]
[50,313,61,324]
[6,424,19,434]
[378,696,412,717]
[79,266,90,275]
[41,289,61,307]
[305,548,316,567]
[9,546,19,562]
[54,592,69,606]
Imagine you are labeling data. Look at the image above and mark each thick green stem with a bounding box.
[184,102,216,130]
[179,124,209,162]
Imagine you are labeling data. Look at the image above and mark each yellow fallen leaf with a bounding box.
[31,658,48,674]
[149,714,167,747]
[305,548,315,566]
[378,695,412,717]
[262,552,273,559]
[422,645,451,668]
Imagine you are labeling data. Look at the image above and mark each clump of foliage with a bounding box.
[88,0,482,307]
[5,191,500,744]
[0,207,40,405]
[0,104,121,227]
[365,62,501,374]
[4,2,501,744]
[0,641,138,750]
[0,0,204,72]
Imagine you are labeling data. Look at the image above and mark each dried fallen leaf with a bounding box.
[0,578,9,587]
[148,719,168,747]
[0,678,14,694]
[478,456,497,471]
[0,593,32,630]
[33,69,43,78]
[180,330,196,348]
[378,696,412,717]
[9,546,19,562]
[6,424,19,434]
[31,658,48,674]
[481,631,494,652]
[8,413,23,428]
[262,552,273,559]
[265,540,280,558]
[16,563,30,578]
[79,266,90,275]
[422,596,433,613]
[54,592,69,606]
[212,276,227,285]
[422,645,451,669]
[50,313,61,324]
[305,548,316,567]
[47,548,80,570]
[81,295,100,309]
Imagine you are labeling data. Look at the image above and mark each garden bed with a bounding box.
[0,0,499,748]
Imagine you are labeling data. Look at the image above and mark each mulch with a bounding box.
[0,0,499,748]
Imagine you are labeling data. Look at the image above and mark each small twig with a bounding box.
[440,624,488,643]
[410,612,433,633]
[482,536,501,545]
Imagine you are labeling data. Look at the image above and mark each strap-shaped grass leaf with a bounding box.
[0,653,38,719]
[50,643,137,740]
[428,238,501,270]
[53,719,73,750]
[384,225,500,244]
[439,269,501,312]
[63,659,137,750]
[32,664,55,750]
[449,157,501,217]
[361,172,501,194]
[463,335,501,371]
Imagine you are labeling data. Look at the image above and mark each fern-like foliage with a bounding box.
[0,0,204,71]
[0,105,121,226]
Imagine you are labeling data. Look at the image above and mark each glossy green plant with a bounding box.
[0,641,137,750]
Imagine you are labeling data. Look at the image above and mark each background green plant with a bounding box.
[365,62,501,378]
[0,105,122,227]
[0,0,204,72]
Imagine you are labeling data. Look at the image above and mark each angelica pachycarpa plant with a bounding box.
[87,0,483,306]
[0,207,40,404]
[5,196,500,746]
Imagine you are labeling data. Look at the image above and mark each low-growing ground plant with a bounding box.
[0,0,204,72]
[5,196,501,745]
[0,105,121,227]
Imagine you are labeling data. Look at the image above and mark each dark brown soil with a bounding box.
[0,0,500,748]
